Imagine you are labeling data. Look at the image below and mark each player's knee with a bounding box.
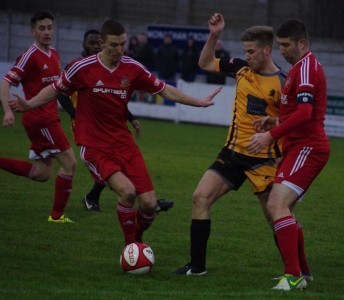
[68,157,77,173]
[266,200,278,216]
[140,198,157,212]
[29,160,54,181]
[64,154,77,174]
[58,149,77,175]
[120,188,136,206]
[192,189,211,209]
[31,171,51,182]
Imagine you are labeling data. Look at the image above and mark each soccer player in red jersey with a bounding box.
[0,11,76,223]
[57,29,142,212]
[247,19,330,290]
[9,19,221,246]
[58,29,173,213]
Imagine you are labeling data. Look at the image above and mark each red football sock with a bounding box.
[0,157,35,178]
[136,208,156,242]
[50,173,73,219]
[273,233,285,263]
[116,203,137,245]
[296,221,310,275]
[274,216,300,276]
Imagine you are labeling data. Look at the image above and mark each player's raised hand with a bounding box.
[208,13,225,35]
[8,94,30,112]
[198,87,222,107]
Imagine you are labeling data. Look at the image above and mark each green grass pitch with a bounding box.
[1,112,343,299]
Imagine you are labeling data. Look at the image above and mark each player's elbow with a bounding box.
[299,103,313,120]
[198,59,209,70]
[198,59,216,72]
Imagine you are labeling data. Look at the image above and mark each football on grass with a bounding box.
[120,242,154,274]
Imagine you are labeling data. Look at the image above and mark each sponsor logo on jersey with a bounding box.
[247,94,268,116]
[93,87,128,99]
[280,93,288,105]
[42,75,59,83]
[154,79,161,86]
[43,64,48,69]
[96,80,104,86]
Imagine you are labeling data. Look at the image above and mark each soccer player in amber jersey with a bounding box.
[0,11,76,223]
[175,13,288,276]
[248,19,330,290]
[9,19,221,246]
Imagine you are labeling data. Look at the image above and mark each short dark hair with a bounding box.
[30,11,54,28]
[100,19,125,40]
[83,29,100,41]
[241,26,274,47]
[276,19,308,42]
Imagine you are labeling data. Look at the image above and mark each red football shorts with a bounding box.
[275,145,330,197]
[25,120,71,160]
[80,145,154,194]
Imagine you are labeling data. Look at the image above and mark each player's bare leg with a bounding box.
[175,170,231,275]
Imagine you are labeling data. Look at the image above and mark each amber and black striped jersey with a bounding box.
[216,58,286,158]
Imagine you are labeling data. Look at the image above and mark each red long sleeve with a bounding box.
[270,103,313,140]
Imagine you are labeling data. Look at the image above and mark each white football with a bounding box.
[120,242,154,275]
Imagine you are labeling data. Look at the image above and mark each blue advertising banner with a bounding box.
[147,24,209,49]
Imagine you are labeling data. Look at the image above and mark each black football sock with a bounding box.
[190,219,211,270]
[86,182,106,200]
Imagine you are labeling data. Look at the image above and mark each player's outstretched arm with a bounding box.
[9,84,58,112]
[199,13,225,72]
[160,84,222,107]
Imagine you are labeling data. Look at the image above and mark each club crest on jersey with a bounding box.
[120,76,130,88]
[269,89,276,97]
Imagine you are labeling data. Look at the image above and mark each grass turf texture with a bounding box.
[0,112,343,299]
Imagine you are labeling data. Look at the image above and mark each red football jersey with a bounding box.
[53,54,165,149]
[4,44,60,128]
[277,51,329,150]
